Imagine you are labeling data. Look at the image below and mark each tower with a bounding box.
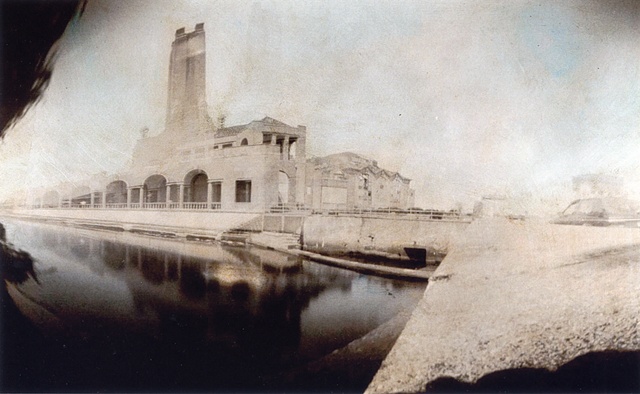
[165,23,210,135]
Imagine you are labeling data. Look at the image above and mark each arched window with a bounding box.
[278,171,289,204]
[241,138,248,146]
[143,175,167,203]
[183,170,209,202]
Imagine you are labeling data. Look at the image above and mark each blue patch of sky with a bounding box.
[518,4,584,79]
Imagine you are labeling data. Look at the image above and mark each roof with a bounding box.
[214,125,247,138]
[310,152,411,182]
[213,116,294,138]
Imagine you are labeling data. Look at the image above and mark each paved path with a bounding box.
[367,217,640,393]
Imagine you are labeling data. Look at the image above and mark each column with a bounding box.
[126,188,132,208]
[284,136,290,160]
[102,191,106,208]
[138,187,144,206]
[90,191,95,207]
[271,134,277,145]
[179,183,184,209]
[207,182,212,209]
[166,184,172,206]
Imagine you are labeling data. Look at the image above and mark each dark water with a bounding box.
[0,218,425,392]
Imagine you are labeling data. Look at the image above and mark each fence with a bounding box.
[19,203,469,221]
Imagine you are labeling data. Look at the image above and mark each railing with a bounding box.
[106,203,128,209]
[182,203,208,210]
[143,203,166,209]
[268,203,311,213]
[21,202,469,220]
[311,207,471,221]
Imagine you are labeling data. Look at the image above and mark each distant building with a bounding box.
[305,152,414,210]
[473,195,507,218]
[572,174,624,199]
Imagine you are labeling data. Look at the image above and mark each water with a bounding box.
[0,218,425,391]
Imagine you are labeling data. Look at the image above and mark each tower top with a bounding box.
[175,23,204,37]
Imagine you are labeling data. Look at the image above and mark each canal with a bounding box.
[0,218,426,392]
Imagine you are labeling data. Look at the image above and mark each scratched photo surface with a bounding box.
[1,1,639,393]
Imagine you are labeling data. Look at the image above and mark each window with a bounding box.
[263,133,272,144]
[235,180,252,203]
[241,138,248,146]
[211,182,222,202]
[222,143,232,149]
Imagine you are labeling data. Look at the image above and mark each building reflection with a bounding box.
[5,221,358,360]
[2,219,422,370]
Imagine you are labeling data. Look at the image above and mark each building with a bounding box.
[29,24,307,212]
[572,174,624,199]
[305,152,414,211]
[27,24,414,213]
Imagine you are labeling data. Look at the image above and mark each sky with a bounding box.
[1,0,639,214]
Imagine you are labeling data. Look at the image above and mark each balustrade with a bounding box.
[142,202,167,209]
[182,202,208,210]
[105,203,128,209]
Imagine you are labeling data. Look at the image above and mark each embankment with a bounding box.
[367,217,640,393]
[302,214,470,260]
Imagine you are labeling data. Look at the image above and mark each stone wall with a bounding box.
[302,215,470,258]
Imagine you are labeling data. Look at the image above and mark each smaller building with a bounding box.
[572,174,624,199]
[305,152,414,211]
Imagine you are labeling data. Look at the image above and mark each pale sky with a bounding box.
[1,0,639,213]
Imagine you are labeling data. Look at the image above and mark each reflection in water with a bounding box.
[0,219,425,391]
[0,223,39,285]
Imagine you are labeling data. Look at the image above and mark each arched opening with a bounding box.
[183,170,208,202]
[289,140,297,160]
[241,138,248,146]
[106,180,128,204]
[42,190,60,208]
[143,175,167,203]
[278,171,290,204]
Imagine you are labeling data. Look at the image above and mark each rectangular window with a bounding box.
[211,182,221,202]
[222,143,233,149]
[235,180,252,203]
[262,133,272,144]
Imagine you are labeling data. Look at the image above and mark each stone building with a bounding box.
[31,24,307,212]
[28,24,414,213]
[114,24,307,212]
[305,152,415,211]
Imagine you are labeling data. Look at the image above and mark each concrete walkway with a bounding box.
[367,217,640,393]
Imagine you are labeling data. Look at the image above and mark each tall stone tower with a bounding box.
[165,23,210,135]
